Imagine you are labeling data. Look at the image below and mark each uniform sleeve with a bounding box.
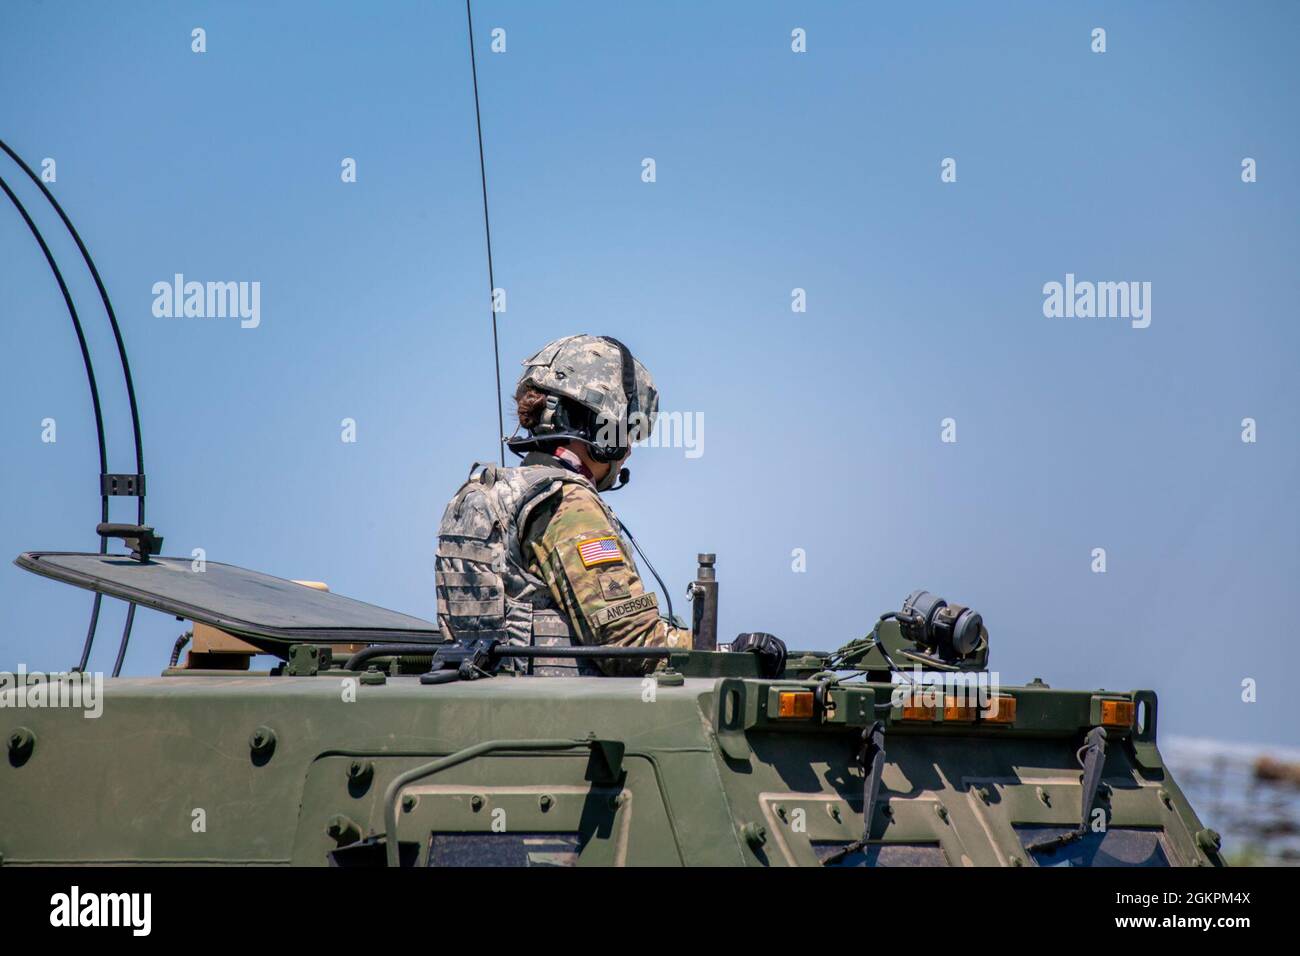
[523,483,691,676]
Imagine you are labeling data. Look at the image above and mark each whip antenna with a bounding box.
[466,0,505,465]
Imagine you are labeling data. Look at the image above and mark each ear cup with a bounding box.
[588,439,625,463]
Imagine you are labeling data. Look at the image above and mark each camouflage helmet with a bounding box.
[508,333,658,461]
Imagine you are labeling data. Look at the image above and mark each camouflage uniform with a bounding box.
[435,452,689,677]
[519,460,690,676]
[437,333,689,676]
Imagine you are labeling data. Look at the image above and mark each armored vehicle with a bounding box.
[0,128,1222,868]
[1,548,1223,867]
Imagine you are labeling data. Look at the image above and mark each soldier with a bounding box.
[436,333,787,677]
[435,334,686,676]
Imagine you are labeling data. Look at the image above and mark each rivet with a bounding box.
[1196,828,1222,853]
[249,726,276,759]
[7,727,35,764]
[326,813,361,844]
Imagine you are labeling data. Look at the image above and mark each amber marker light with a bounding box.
[777,691,815,719]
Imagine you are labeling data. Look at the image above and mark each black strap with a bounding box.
[1077,725,1108,823]
[1027,726,1108,854]
[599,335,638,422]
[821,721,886,865]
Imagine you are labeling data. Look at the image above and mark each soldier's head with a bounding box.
[507,334,658,490]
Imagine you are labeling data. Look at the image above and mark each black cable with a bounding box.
[0,139,146,526]
[0,175,108,494]
[2,141,149,670]
[465,0,506,466]
[497,645,671,659]
[617,518,675,622]
[77,595,105,673]
[0,171,112,672]
[347,641,672,673]
[111,602,135,677]
[169,631,192,668]
[349,640,677,683]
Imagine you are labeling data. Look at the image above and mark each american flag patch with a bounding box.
[576,535,622,568]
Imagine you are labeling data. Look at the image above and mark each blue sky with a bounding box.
[1,1,1297,748]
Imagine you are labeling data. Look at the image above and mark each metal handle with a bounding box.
[383,736,596,867]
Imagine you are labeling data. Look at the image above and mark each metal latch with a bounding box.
[96,522,163,562]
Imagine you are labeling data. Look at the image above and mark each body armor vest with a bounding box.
[435,457,619,676]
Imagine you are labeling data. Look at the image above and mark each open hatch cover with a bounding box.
[16,552,442,646]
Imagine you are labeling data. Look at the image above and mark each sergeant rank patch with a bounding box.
[576,535,623,568]
[599,573,630,600]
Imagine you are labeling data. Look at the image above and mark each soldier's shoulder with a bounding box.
[520,470,605,538]
[552,480,610,522]
[528,480,612,543]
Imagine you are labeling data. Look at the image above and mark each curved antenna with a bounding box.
[0,139,145,526]
[465,0,506,466]
[0,171,112,671]
[1,142,148,674]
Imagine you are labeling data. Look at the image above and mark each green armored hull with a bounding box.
[1,614,1222,867]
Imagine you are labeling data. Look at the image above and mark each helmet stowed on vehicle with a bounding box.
[506,333,659,464]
